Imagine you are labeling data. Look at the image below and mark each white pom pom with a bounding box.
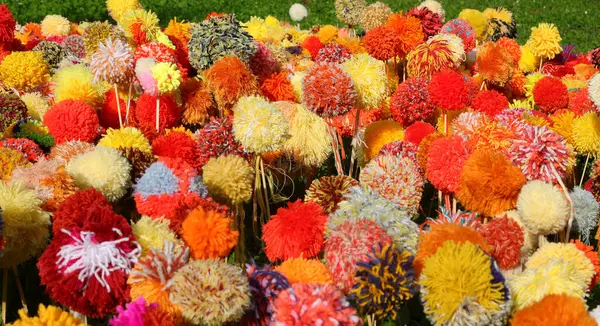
[289,3,308,22]
[588,73,600,109]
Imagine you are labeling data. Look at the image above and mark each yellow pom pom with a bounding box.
[151,62,182,94]
[66,146,132,202]
[550,110,576,145]
[572,112,600,157]
[458,9,489,41]
[132,216,183,256]
[120,9,160,39]
[509,99,534,110]
[528,23,562,60]
[233,96,290,154]
[0,148,29,181]
[519,45,541,74]
[202,155,254,206]
[526,243,595,290]
[483,7,512,23]
[317,25,338,44]
[41,15,70,37]
[0,182,50,268]
[98,127,152,154]
[53,64,105,108]
[524,72,545,105]
[290,72,305,102]
[20,92,49,121]
[106,0,140,23]
[342,53,388,110]
[164,18,192,42]
[9,304,84,326]
[363,120,404,162]
[284,104,333,167]
[0,52,49,91]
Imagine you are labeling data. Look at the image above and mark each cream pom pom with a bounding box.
[0,182,50,267]
[202,155,254,206]
[418,0,445,21]
[289,3,308,22]
[41,15,71,37]
[66,146,132,202]
[587,73,600,108]
[284,104,333,167]
[517,180,569,235]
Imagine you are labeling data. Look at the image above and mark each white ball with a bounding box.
[588,73,600,109]
[289,3,308,22]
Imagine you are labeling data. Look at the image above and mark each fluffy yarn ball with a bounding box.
[263,200,327,262]
[479,216,524,270]
[528,23,562,59]
[66,146,132,202]
[571,187,600,244]
[0,51,49,91]
[517,181,569,235]
[476,41,514,86]
[341,53,387,110]
[302,63,357,118]
[232,95,289,153]
[181,207,238,260]
[428,69,472,111]
[533,76,568,114]
[135,94,180,133]
[283,104,333,167]
[472,90,508,117]
[202,155,254,206]
[44,100,99,144]
[205,55,259,110]
[572,112,600,157]
[275,257,333,285]
[305,175,359,214]
[10,304,83,326]
[0,93,27,133]
[390,77,435,127]
[41,15,70,37]
[511,294,596,326]
[98,127,151,154]
[426,136,470,193]
[53,64,105,108]
[90,38,135,85]
[406,38,456,79]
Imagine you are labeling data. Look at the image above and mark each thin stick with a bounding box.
[259,157,271,218]
[84,315,88,326]
[11,267,26,314]
[2,269,6,325]
[539,59,543,72]
[125,83,132,126]
[114,84,123,128]
[580,154,590,187]
[438,190,443,207]
[349,108,361,177]
[155,97,160,133]
[443,110,448,135]
[453,198,457,214]
[480,80,487,91]
[551,165,574,242]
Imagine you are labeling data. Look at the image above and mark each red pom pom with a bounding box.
[38,205,134,318]
[0,138,44,162]
[52,188,112,234]
[249,42,279,80]
[315,44,351,64]
[260,72,296,102]
[0,4,16,44]
[472,90,508,117]
[44,100,99,144]
[301,36,324,59]
[302,63,356,118]
[428,70,472,111]
[390,77,435,126]
[404,121,436,145]
[569,88,596,115]
[426,135,470,193]
[135,94,180,134]
[196,117,250,171]
[152,131,200,170]
[263,200,327,262]
[363,26,402,61]
[479,216,524,270]
[407,7,442,40]
[533,76,568,114]
[100,88,136,129]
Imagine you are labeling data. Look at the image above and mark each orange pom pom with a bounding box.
[511,294,596,326]
[386,13,424,56]
[205,56,259,110]
[476,41,514,86]
[181,79,216,126]
[275,257,333,285]
[260,72,296,102]
[180,207,238,260]
[415,223,491,277]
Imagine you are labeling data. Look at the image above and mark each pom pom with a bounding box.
[325,219,392,292]
[98,127,151,153]
[0,51,49,91]
[406,39,456,78]
[588,73,600,108]
[441,18,476,53]
[49,141,94,164]
[528,23,562,59]
[407,7,442,39]
[53,64,104,108]
[283,103,332,167]
[302,63,357,118]
[305,175,358,214]
[479,216,524,270]
[188,15,257,71]
[135,94,180,133]
[315,43,351,64]
[532,76,568,114]
[426,136,470,193]
[263,200,327,262]
[151,131,198,169]
[131,216,182,256]
[0,182,50,267]
[202,155,253,206]
[414,223,491,276]
[457,148,526,216]
[476,41,515,86]
[275,257,332,285]
[196,117,250,170]
[420,241,510,325]
[360,2,392,32]
[517,181,569,235]
[20,92,49,121]
[351,244,417,320]
[342,53,387,109]
[472,90,508,117]
[10,304,83,326]
[33,41,67,72]
[100,89,134,129]
[66,146,131,202]
[572,112,600,157]
[233,96,289,153]
[180,80,216,126]
[181,207,238,260]
[458,9,488,41]
[241,263,290,325]
[90,38,134,85]
[335,0,367,26]
[273,284,361,325]
[511,294,596,326]
[569,88,595,115]
[363,26,402,61]
[404,121,436,145]
[428,69,472,111]
[260,72,296,102]
[571,187,600,244]
[363,120,405,162]
[44,100,99,144]
[0,93,27,133]
[289,3,308,22]
[41,15,70,37]
[0,138,43,163]
[128,241,189,317]
[386,13,425,56]
[301,35,324,59]
[109,296,150,326]
[526,242,595,290]
[0,5,15,44]
[170,259,251,325]
[151,62,182,94]
[361,155,423,216]
[51,188,111,234]
[390,77,435,127]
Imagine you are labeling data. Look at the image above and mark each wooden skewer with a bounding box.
[2,269,7,325]
[580,154,590,187]
[155,97,160,133]
[125,83,132,126]
[114,84,123,128]
[12,266,27,314]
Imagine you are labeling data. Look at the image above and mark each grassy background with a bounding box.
[2,0,599,51]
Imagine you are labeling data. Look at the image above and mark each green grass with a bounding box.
[2,0,600,51]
